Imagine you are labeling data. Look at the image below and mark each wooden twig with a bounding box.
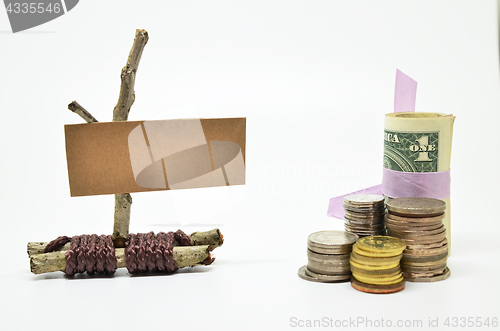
[190,228,224,250]
[30,245,212,275]
[66,30,149,247]
[68,101,98,123]
[112,29,149,122]
[27,229,224,256]
[112,29,149,247]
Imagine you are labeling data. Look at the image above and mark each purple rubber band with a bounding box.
[328,69,429,219]
[327,184,382,219]
[382,168,450,200]
[394,69,417,113]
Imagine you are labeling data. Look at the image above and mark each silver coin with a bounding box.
[305,267,352,281]
[344,222,386,231]
[307,260,351,274]
[344,217,385,226]
[308,230,359,249]
[307,249,350,262]
[298,266,350,283]
[344,206,386,214]
[307,245,353,255]
[344,194,385,205]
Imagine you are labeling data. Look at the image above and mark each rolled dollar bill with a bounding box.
[383,112,455,245]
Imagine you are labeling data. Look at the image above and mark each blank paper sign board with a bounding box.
[65,118,246,197]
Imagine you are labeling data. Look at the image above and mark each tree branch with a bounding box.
[68,101,98,123]
[30,245,212,275]
[27,229,224,256]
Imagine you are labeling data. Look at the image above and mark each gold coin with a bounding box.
[351,277,405,294]
[356,236,406,254]
[352,269,402,279]
[349,259,399,271]
[350,251,402,265]
[353,273,404,285]
[352,243,401,258]
[350,264,401,275]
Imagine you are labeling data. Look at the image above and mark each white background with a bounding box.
[1,1,499,330]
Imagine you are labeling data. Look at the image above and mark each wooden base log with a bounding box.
[30,245,212,275]
[27,228,224,256]
[27,229,223,275]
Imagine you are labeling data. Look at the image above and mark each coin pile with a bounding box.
[343,194,386,237]
[385,197,450,282]
[298,230,358,283]
[350,236,406,294]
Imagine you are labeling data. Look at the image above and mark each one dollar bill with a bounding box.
[383,112,455,246]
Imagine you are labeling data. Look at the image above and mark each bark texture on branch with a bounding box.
[112,29,149,247]
[190,228,224,250]
[112,29,149,122]
[30,245,212,275]
[113,193,132,247]
[27,229,224,256]
[68,101,98,123]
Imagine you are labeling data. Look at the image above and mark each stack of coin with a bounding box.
[350,236,406,294]
[385,197,450,282]
[298,230,358,283]
[343,194,386,237]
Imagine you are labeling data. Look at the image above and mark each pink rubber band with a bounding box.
[327,184,382,219]
[382,168,450,200]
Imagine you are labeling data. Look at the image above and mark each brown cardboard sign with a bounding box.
[65,118,246,197]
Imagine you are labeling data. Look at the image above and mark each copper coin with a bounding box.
[400,257,447,267]
[402,251,449,263]
[406,238,448,250]
[387,225,446,239]
[404,244,449,257]
[385,221,443,232]
[404,267,451,282]
[385,213,445,223]
[386,197,446,216]
[350,277,405,294]
[401,262,447,272]
[395,233,446,245]
[403,267,447,278]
